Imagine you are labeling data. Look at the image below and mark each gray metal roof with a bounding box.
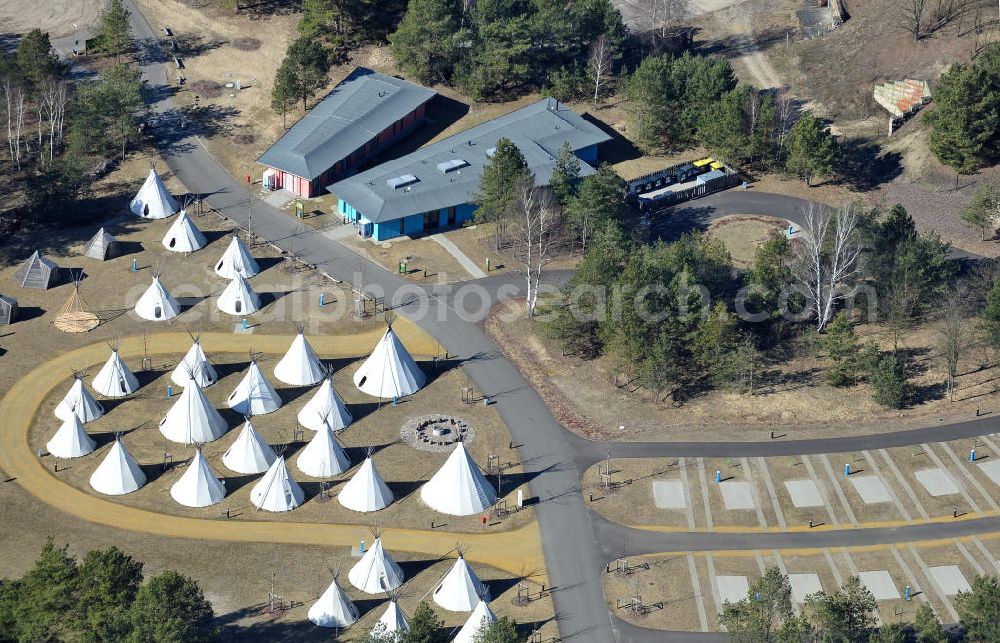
[257,67,437,180]
[328,98,612,223]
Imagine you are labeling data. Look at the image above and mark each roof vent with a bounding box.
[387,174,419,190]
[436,159,469,174]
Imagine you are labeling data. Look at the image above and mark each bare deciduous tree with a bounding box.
[793,203,864,331]
[898,0,929,40]
[936,293,967,401]
[508,179,562,318]
[640,0,689,50]
[588,34,613,106]
[39,80,68,162]
[775,88,795,151]
[2,79,26,170]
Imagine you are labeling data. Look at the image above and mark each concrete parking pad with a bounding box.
[928,565,971,595]
[785,479,824,508]
[915,468,960,497]
[858,570,900,600]
[652,480,686,509]
[788,573,823,603]
[719,481,755,510]
[849,476,892,504]
[977,460,1000,486]
[716,575,749,604]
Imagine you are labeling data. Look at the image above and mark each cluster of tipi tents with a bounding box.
[126,168,263,323]
[48,324,497,517]
[306,539,497,640]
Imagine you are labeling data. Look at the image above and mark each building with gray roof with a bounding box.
[257,67,437,198]
[328,98,611,241]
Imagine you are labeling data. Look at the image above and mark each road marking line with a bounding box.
[862,450,911,521]
[679,457,698,531]
[687,554,710,632]
[934,442,996,512]
[817,454,858,526]
[756,457,786,529]
[955,539,986,576]
[971,537,1000,574]
[823,548,844,586]
[741,457,768,529]
[902,545,958,622]
[878,448,930,521]
[801,455,840,526]
[704,552,722,616]
[696,458,714,531]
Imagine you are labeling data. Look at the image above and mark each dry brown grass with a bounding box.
[705,215,787,268]
[488,298,1000,443]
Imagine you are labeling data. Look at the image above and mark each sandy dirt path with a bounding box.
[0,322,546,578]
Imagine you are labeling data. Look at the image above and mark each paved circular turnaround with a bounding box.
[99,5,1000,639]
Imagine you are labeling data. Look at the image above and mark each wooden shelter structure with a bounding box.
[14,251,59,290]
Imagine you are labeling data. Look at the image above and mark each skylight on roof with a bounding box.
[387,174,419,190]
[436,159,469,174]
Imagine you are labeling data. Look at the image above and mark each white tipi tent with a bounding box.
[46,413,96,458]
[216,273,260,316]
[214,236,259,280]
[250,456,304,512]
[348,536,404,594]
[353,325,426,399]
[162,210,207,253]
[433,554,488,612]
[222,419,276,474]
[170,449,227,507]
[134,274,182,322]
[454,599,496,643]
[91,344,140,398]
[273,330,325,386]
[308,575,360,628]
[130,168,179,219]
[373,599,409,637]
[170,336,218,388]
[298,377,352,432]
[159,372,228,444]
[89,438,147,495]
[227,361,282,415]
[54,374,104,423]
[296,425,350,478]
[337,455,394,513]
[420,442,497,516]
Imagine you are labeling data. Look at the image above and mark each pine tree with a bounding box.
[273,37,330,113]
[15,538,80,641]
[390,0,460,84]
[472,615,518,642]
[955,574,1000,643]
[822,312,859,387]
[99,0,133,61]
[913,603,947,643]
[962,184,1000,241]
[565,164,627,250]
[785,113,839,186]
[76,547,144,640]
[405,601,445,643]
[15,29,61,88]
[473,137,531,250]
[549,141,582,205]
[127,571,216,642]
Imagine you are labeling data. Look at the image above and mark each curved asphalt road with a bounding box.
[121,7,997,640]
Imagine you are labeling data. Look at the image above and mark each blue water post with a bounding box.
[360,540,365,554]
[971,449,976,462]
[319,293,325,307]
[242,318,247,330]
[905,585,911,601]
[755,591,761,602]
[715,470,721,483]
[844,463,851,476]
[392,396,398,407]
[132,258,138,272]
[167,385,172,398]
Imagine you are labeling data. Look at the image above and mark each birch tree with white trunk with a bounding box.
[508,179,562,318]
[588,34,612,106]
[793,202,864,331]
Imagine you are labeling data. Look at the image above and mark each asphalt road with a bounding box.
[122,6,997,640]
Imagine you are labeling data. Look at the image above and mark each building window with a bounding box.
[447,206,457,226]
[423,210,440,230]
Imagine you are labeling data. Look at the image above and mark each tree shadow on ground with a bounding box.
[648,205,715,242]
[836,140,903,191]
[217,611,322,642]
[172,33,227,59]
